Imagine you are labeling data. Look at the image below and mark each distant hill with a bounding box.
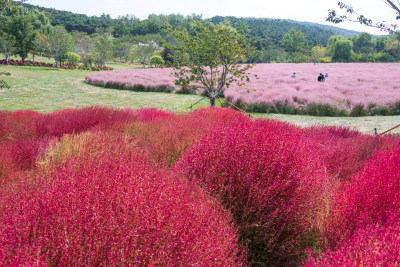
[211,16,362,48]
[18,2,363,45]
[286,20,362,37]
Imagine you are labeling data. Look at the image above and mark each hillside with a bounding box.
[20,2,361,46]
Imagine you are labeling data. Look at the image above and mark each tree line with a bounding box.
[1,2,400,70]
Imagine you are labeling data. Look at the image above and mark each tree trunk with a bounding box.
[210,97,215,107]
[6,57,9,66]
[56,60,59,70]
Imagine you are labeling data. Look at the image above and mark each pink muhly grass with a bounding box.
[173,118,330,265]
[224,63,400,111]
[0,132,245,266]
[85,68,175,89]
[324,143,400,248]
[86,63,400,112]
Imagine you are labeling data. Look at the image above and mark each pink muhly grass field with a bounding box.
[85,68,175,89]
[225,63,400,110]
[86,63,400,113]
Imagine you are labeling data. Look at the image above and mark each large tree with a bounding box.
[39,26,73,69]
[164,22,254,107]
[351,32,374,55]
[327,1,400,34]
[332,39,353,62]
[1,5,51,63]
[281,27,308,55]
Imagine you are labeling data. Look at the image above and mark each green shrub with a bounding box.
[150,55,165,67]
[66,52,81,66]
[319,57,331,63]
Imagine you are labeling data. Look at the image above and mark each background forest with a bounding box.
[1,1,400,69]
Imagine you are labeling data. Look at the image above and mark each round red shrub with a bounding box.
[324,143,400,247]
[174,118,330,265]
[0,133,245,266]
[305,218,400,266]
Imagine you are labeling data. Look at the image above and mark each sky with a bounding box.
[26,0,398,35]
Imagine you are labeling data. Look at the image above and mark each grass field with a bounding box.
[1,63,399,135]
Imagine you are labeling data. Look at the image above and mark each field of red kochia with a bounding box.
[0,106,399,266]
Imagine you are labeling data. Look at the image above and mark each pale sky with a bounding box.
[27,0,398,35]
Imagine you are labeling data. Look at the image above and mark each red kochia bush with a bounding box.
[33,106,172,138]
[0,107,172,183]
[305,218,400,266]
[174,118,329,265]
[0,107,172,141]
[324,143,400,247]
[0,133,244,266]
[303,126,398,181]
[126,107,247,167]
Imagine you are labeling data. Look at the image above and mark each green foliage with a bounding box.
[384,38,400,59]
[351,32,373,54]
[164,22,254,106]
[38,26,73,69]
[112,20,129,38]
[327,1,400,34]
[0,31,16,64]
[82,53,95,68]
[326,35,346,56]
[332,39,353,62]
[93,34,113,69]
[375,36,388,52]
[372,52,390,62]
[311,46,326,62]
[319,57,332,63]
[66,52,81,65]
[134,39,157,68]
[149,55,164,67]
[1,5,51,62]
[0,71,11,89]
[281,27,309,55]
[112,38,131,62]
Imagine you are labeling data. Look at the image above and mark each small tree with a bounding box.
[164,23,254,107]
[0,31,16,65]
[135,41,157,69]
[39,26,73,69]
[93,34,113,69]
[311,46,326,63]
[112,39,131,63]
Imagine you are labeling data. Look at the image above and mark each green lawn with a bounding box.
[0,65,211,113]
[1,64,399,135]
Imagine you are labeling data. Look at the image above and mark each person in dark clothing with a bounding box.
[318,73,325,82]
